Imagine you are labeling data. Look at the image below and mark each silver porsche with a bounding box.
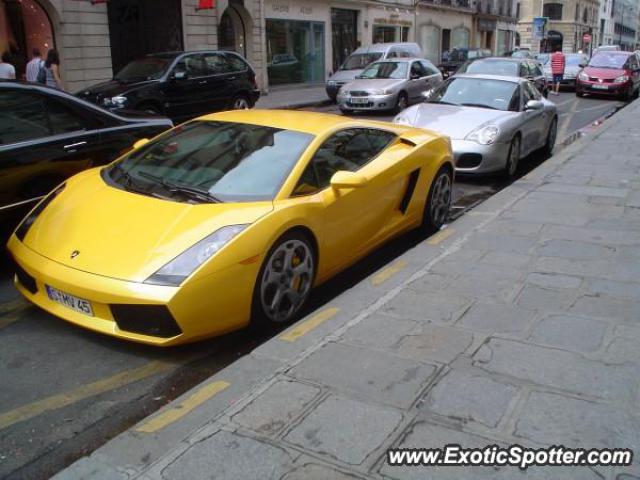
[337,58,443,113]
[394,74,558,176]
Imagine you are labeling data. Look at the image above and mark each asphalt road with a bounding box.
[0,91,626,479]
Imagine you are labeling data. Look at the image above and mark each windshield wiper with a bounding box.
[111,164,153,194]
[428,100,460,106]
[136,171,222,204]
[460,102,499,110]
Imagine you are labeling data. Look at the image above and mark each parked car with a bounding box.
[337,58,443,113]
[8,110,453,345]
[394,74,558,177]
[0,81,172,226]
[456,57,549,97]
[576,51,640,100]
[325,43,422,101]
[511,49,536,59]
[537,53,589,89]
[76,51,260,122]
[593,45,621,54]
[437,48,492,78]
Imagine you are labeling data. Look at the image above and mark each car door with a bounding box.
[0,88,101,213]
[290,128,403,274]
[407,61,429,102]
[164,54,209,120]
[421,60,444,89]
[202,52,236,112]
[520,82,547,154]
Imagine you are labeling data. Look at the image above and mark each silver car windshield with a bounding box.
[428,78,519,111]
[463,60,519,76]
[360,62,408,79]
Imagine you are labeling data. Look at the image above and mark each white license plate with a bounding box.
[592,84,609,90]
[46,285,94,316]
[350,97,369,104]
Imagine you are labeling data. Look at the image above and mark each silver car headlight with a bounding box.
[466,125,500,145]
[145,224,248,286]
[327,80,337,87]
[578,72,589,81]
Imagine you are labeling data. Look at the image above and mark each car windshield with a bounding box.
[588,53,628,69]
[462,60,519,76]
[341,52,383,70]
[115,57,173,82]
[428,77,519,111]
[107,121,314,203]
[359,61,408,79]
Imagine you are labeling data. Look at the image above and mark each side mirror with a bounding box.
[525,99,544,111]
[172,70,188,81]
[133,138,150,150]
[330,171,367,190]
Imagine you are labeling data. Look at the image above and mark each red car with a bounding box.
[576,51,640,100]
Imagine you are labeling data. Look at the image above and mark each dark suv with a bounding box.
[77,51,260,122]
[438,48,492,78]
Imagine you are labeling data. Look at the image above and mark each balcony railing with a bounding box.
[420,0,472,9]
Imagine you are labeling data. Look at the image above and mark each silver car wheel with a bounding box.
[429,171,452,228]
[233,97,250,110]
[397,93,408,111]
[506,136,521,177]
[260,239,314,323]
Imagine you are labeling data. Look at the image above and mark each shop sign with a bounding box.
[373,17,412,26]
[532,16,547,41]
[270,3,313,15]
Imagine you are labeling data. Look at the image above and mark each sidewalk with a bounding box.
[58,99,640,480]
[254,84,331,110]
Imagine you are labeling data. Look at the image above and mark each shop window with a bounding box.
[419,24,440,64]
[451,27,470,49]
[1,0,55,80]
[543,3,563,20]
[373,25,409,43]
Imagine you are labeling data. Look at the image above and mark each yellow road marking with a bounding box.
[371,260,408,286]
[0,361,174,430]
[136,381,230,433]
[279,307,339,342]
[427,228,455,245]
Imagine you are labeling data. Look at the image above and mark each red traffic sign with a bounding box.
[583,33,592,43]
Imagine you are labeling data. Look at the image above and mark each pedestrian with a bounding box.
[550,46,565,96]
[0,51,16,79]
[44,49,64,90]
[25,48,43,83]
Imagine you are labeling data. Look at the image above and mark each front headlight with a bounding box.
[327,80,337,87]
[15,183,66,241]
[578,72,589,81]
[104,95,127,108]
[614,75,629,83]
[145,224,248,286]
[466,125,500,145]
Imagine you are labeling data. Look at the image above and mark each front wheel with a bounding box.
[231,94,251,110]
[395,92,409,113]
[422,167,452,233]
[503,136,521,178]
[252,232,316,327]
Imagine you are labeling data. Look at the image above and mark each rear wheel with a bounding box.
[503,136,521,178]
[231,94,251,110]
[542,117,557,156]
[422,167,452,233]
[252,232,316,327]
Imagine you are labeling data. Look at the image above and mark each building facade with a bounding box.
[1,0,516,93]
[598,0,615,46]
[612,0,638,50]
[516,0,600,54]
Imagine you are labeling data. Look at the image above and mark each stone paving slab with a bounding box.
[57,100,640,479]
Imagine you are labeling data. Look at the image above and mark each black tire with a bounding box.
[503,135,521,178]
[395,92,409,114]
[251,231,316,329]
[542,117,558,156]
[422,166,453,234]
[231,94,251,110]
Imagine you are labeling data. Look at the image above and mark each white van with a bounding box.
[326,42,422,101]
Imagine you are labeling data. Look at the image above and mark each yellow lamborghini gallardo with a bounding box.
[7,110,453,346]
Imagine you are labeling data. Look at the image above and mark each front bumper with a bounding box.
[7,235,257,346]
[451,139,511,174]
[337,93,397,111]
[576,80,628,96]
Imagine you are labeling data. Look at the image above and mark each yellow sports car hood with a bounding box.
[23,170,273,282]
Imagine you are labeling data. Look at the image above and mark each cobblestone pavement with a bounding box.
[57,98,640,480]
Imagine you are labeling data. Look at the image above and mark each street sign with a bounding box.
[583,33,592,43]
[532,17,547,41]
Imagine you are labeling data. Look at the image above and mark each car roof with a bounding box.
[374,57,428,63]
[198,109,410,135]
[472,56,529,64]
[452,73,525,83]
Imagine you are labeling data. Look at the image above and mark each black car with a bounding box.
[0,81,173,227]
[77,51,261,122]
[456,57,549,97]
[438,48,492,78]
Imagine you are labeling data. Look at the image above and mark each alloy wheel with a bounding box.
[429,171,452,228]
[233,97,250,110]
[397,94,408,111]
[260,239,314,323]
[506,137,520,177]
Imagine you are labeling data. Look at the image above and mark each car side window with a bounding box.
[410,61,424,78]
[526,81,541,100]
[47,98,88,135]
[292,128,396,196]
[530,63,543,76]
[508,86,521,112]
[519,63,529,78]
[0,90,50,144]
[225,54,248,72]
[420,60,439,76]
[175,54,208,77]
[204,53,231,75]
[387,50,398,59]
